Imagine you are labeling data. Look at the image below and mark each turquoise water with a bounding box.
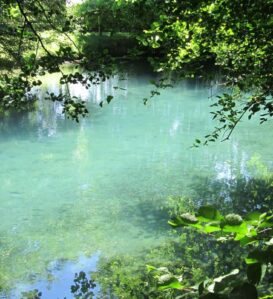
[0,67,272,297]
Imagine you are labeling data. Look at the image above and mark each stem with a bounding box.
[221,106,250,142]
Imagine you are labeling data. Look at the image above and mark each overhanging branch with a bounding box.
[16,0,53,57]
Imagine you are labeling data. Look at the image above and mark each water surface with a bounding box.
[0,67,272,297]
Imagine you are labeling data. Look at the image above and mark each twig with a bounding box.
[36,0,81,54]
[221,105,251,142]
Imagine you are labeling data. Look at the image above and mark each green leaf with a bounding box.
[259,221,273,229]
[197,206,222,222]
[157,274,183,290]
[245,212,262,224]
[203,224,221,233]
[106,95,113,104]
[222,222,248,235]
[146,265,156,273]
[238,236,257,246]
[245,258,259,265]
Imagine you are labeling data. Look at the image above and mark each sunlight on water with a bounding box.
[0,67,272,297]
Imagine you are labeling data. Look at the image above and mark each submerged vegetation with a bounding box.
[89,158,273,299]
[0,0,273,298]
[12,157,273,298]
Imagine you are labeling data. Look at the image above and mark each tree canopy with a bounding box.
[135,0,273,143]
[0,0,272,141]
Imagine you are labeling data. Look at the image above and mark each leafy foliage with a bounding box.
[70,271,96,299]
[0,0,116,121]
[134,0,273,143]
[90,195,248,299]
[160,206,273,298]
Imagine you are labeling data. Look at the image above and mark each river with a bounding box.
[0,66,272,298]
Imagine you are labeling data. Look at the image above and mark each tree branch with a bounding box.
[16,0,52,57]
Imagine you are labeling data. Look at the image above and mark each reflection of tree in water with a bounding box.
[0,73,126,140]
[0,82,64,139]
[21,271,96,299]
[189,156,273,215]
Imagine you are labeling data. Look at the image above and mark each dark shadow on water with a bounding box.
[188,173,273,214]
[116,197,171,234]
